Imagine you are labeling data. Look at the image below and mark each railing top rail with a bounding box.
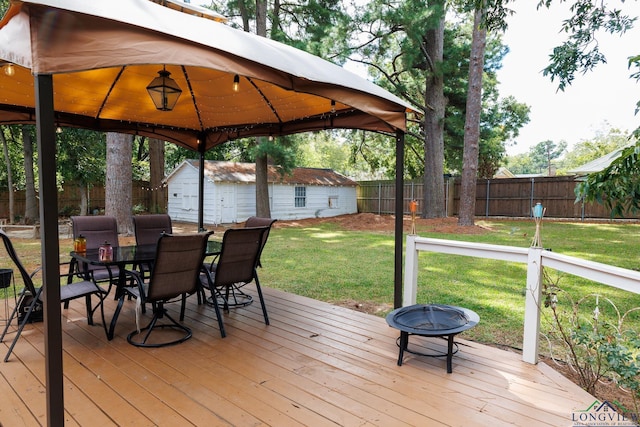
[409,235,640,295]
[541,250,640,294]
[411,236,529,264]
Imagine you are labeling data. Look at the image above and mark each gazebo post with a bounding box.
[198,140,205,232]
[394,130,405,309]
[35,74,65,426]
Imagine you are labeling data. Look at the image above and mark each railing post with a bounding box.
[403,234,418,306]
[522,247,543,364]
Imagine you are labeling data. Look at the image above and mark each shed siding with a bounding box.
[168,165,218,224]
[167,161,357,224]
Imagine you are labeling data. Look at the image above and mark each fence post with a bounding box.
[522,247,543,364]
[378,182,381,215]
[485,179,490,217]
[403,234,418,306]
[530,178,535,217]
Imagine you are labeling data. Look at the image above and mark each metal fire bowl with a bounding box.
[386,304,480,336]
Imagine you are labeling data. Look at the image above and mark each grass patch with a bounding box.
[258,219,640,353]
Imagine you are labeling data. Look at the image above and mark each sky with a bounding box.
[497,1,640,156]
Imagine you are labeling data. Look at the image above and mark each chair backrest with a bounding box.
[133,214,173,246]
[214,227,267,287]
[147,232,211,302]
[71,215,119,249]
[244,217,276,267]
[0,230,38,296]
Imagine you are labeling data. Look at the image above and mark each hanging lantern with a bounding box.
[146,67,182,111]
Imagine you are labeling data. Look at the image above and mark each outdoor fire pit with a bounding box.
[386,304,479,373]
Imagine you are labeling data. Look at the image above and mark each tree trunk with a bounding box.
[422,2,446,219]
[254,0,272,218]
[105,132,133,235]
[0,128,14,223]
[149,138,166,213]
[22,126,38,224]
[255,147,271,217]
[458,7,487,227]
[79,182,88,215]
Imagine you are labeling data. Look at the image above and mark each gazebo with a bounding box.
[0,0,413,423]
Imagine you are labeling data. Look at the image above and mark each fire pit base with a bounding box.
[386,304,479,373]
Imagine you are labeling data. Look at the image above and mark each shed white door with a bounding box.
[220,184,236,223]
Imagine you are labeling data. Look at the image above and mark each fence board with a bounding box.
[0,181,153,221]
[357,177,639,220]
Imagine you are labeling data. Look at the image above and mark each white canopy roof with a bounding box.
[0,0,414,150]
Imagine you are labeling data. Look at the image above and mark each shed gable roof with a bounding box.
[184,160,357,186]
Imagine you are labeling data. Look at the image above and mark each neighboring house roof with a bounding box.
[568,146,630,175]
[493,167,516,178]
[167,160,357,187]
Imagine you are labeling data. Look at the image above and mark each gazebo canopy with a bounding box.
[0,1,410,424]
[0,0,413,151]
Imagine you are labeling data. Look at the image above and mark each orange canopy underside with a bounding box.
[0,0,412,151]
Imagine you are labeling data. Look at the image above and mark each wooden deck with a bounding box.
[0,286,595,426]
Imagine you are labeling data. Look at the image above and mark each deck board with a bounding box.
[0,286,595,426]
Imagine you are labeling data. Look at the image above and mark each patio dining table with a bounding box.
[70,239,222,340]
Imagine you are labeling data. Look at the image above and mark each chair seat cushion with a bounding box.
[89,267,116,282]
[61,280,107,301]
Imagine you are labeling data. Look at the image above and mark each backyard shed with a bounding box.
[167,160,358,224]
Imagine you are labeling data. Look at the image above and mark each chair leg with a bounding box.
[207,289,226,338]
[4,288,44,362]
[108,294,127,341]
[84,295,94,325]
[86,290,109,339]
[254,274,269,325]
[0,290,24,344]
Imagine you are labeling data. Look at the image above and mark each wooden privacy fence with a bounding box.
[0,181,152,222]
[357,176,639,220]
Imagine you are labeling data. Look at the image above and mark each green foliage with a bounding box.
[576,142,640,218]
[294,131,354,176]
[558,126,632,173]
[530,139,568,174]
[56,128,106,187]
[538,0,637,92]
[0,125,28,190]
[344,3,529,178]
[542,270,640,411]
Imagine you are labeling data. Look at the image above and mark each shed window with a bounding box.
[295,186,306,207]
[328,187,339,208]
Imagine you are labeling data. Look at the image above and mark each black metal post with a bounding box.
[394,130,405,309]
[198,140,205,231]
[35,74,65,426]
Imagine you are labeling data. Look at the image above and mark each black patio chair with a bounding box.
[70,215,120,286]
[202,217,275,308]
[244,216,277,268]
[133,214,173,246]
[133,214,173,279]
[199,227,270,338]
[112,232,212,347]
[0,230,110,361]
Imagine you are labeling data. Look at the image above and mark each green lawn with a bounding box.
[258,219,640,353]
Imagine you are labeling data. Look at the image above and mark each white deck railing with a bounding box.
[404,235,640,364]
